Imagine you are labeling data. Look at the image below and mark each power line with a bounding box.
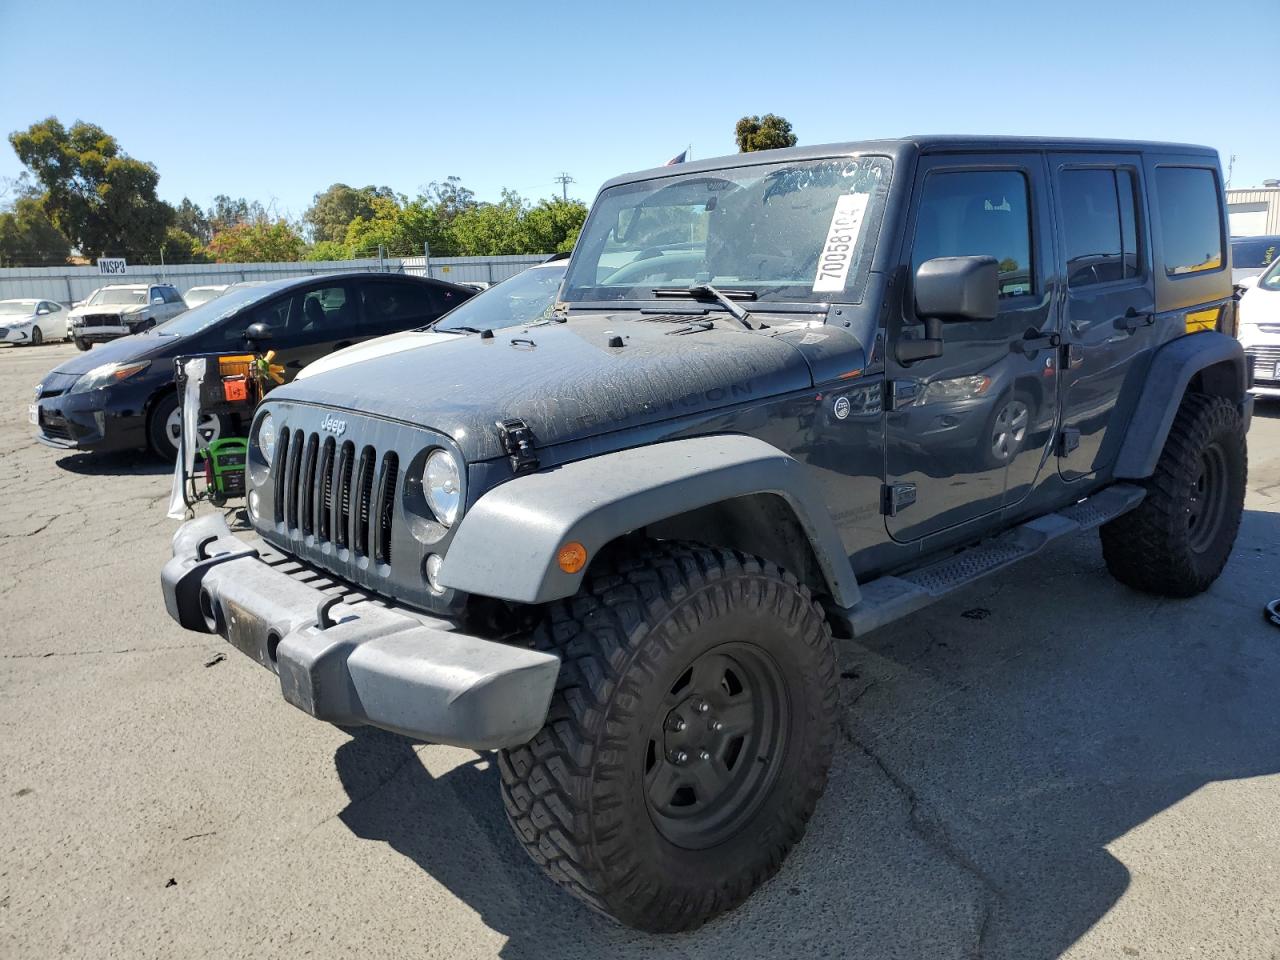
[553,172,576,201]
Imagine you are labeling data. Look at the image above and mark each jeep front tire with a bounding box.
[498,542,838,932]
[1101,393,1246,597]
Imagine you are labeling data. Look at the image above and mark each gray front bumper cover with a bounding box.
[160,514,560,749]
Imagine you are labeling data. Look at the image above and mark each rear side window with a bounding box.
[913,170,1033,298]
[361,281,442,330]
[1060,169,1141,287]
[1155,167,1223,276]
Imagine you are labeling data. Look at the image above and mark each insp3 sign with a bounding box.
[97,258,127,275]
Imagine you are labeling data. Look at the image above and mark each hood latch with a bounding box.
[497,418,539,474]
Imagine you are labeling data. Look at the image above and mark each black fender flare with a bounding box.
[1113,331,1248,479]
[439,434,860,607]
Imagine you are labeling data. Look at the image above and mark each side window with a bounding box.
[361,281,441,331]
[427,284,466,315]
[149,287,164,303]
[164,287,184,304]
[297,285,353,338]
[912,170,1033,298]
[1155,166,1223,276]
[226,295,293,344]
[1060,168,1142,287]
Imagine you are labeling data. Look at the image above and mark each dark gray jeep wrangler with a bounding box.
[161,137,1251,931]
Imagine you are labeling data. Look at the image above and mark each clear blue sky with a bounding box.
[1,0,1275,220]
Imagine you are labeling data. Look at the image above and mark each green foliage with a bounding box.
[734,114,798,152]
[0,195,70,266]
[206,220,304,263]
[161,227,208,264]
[208,194,268,233]
[304,239,353,262]
[8,117,172,259]
[521,197,588,253]
[172,198,211,243]
[304,183,396,243]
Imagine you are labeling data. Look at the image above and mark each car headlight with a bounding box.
[920,375,993,405]
[69,361,150,394]
[256,412,277,464]
[424,449,461,526]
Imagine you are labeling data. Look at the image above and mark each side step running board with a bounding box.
[845,483,1146,637]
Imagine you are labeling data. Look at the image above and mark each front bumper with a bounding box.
[160,514,560,749]
[2,325,34,344]
[33,388,146,451]
[71,326,130,342]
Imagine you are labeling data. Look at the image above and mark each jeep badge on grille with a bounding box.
[320,414,347,436]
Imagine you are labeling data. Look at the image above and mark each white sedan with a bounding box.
[1238,260,1280,399]
[0,299,69,346]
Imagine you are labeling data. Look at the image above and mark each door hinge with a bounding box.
[497,418,539,474]
[1057,427,1081,457]
[881,482,917,517]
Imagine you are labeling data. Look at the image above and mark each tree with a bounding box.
[520,197,588,253]
[208,194,268,234]
[172,198,211,243]
[734,114,798,153]
[161,227,208,264]
[304,183,396,243]
[304,239,353,262]
[450,190,527,256]
[8,117,172,260]
[206,220,304,263]
[0,195,70,266]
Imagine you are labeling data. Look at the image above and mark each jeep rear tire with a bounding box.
[1101,393,1246,597]
[498,542,838,932]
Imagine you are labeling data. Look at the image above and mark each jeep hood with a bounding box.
[270,314,815,462]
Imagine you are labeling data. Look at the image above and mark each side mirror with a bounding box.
[897,256,999,364]
[151,296,165,305]
[244,322,273,348]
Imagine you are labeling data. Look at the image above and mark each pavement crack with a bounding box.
[841,717,1001,958]
[2,642,199,659]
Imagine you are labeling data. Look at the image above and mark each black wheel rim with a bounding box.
[642,642,788,850]
[1187,441,1228,554]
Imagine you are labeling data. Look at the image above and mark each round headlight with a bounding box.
[257,413,276,464]
[423,449,461,526]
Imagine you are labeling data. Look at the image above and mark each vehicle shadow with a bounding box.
[331,506,1280,960]
[53,450,171,477]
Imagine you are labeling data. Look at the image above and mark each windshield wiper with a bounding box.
[652,284,756,330]
[439,325,485,334]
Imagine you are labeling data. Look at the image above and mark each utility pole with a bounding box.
[1227,154,1237,189]
[554,172,575,201]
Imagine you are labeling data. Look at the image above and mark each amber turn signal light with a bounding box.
[558,541,588,574]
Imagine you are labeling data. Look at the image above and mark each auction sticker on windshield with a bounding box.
[813,193,870,293]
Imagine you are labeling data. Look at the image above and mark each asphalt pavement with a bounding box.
[3,340,1280,960]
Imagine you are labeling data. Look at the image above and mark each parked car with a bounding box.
[160,137,1251,931]
[1230,235,1280,284]
[0,298,69,346]
[297,256,568,380]
[182,284,230,308]
[1238,256,1280,398]
[67,283,187,350]
[32,272,475,459]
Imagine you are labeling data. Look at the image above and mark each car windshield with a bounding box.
[183,288,223,307]
[435,263,567,332]
[0,301,37,316]
[89,288,147,305]
[1232,237,1280,270]
[562,155,892,306]
[1259,256,1280,292]
[152,283,281,337]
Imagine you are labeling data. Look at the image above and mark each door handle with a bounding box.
[1014,327,1061,356]
[1115,308,1154,334]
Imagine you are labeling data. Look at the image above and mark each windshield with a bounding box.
[435,263,567,332]
[89,288,147,305]
[0,301,37,317]
[1232,237,1280,270]
[563,155,892,306]
[1259,256,1280,292]
[152,283,281,337]
[183,288,223,307]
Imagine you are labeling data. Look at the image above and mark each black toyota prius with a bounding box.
[31,272,474,460]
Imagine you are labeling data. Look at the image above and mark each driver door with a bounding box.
[885,154,1058,542]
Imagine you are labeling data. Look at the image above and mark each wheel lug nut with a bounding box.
[698,750,711,761]
[670,750,688,765]
[695,700,710,714]
[711,720,723,731]
[666,715,686,732]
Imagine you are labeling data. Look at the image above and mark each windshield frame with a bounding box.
[433,262,568,332]
[561,152,894,313]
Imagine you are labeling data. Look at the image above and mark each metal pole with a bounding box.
[423,241,431,278]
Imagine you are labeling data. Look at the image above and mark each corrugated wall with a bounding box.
[0,254,552,304]
[1226,188,1280,235]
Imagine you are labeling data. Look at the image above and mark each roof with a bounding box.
[602,136,1219,189]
